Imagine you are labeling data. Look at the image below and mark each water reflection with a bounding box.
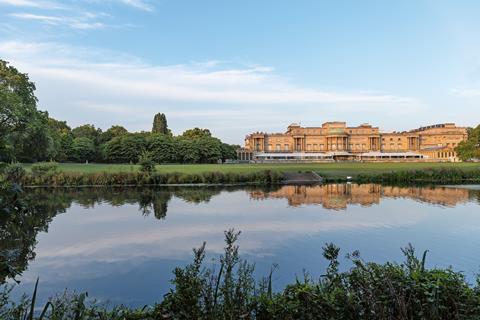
[2,184,480,306]
[250,184,475,210]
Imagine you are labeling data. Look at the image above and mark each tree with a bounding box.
[47,118,73,162]
[152,113,168,134]
[221,143,239,161]
[70,137,96,162]
[456,125,480,161]
[103,134,147,163]
[9,111,52,162]
[181,128,212,139]
[0,60,41,161]
[100,125,128,144]
[148,134,178,163]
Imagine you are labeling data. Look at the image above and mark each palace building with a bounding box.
[238,122,468,162]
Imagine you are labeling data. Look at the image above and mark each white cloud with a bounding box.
[450,88,480,98]
[0,0,62,8]
[0,41,422,142]
[120,0,153,11]
[9,12,106,29]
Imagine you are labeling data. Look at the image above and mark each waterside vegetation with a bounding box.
[2,228,480,319]
[2,162,480,186]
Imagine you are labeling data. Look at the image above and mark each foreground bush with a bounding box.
[2,229,480,319]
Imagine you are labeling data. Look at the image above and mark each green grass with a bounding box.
[21,162,480,179]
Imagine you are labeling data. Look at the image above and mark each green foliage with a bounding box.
[3,163,26,183]
[3,230,480,319]
[181,127,212,139]
[152,112,168,135]
[0,59,44,162]
[70,138,96,163]
[100,125,128,144]
[147,134,177,163]
[456,125,480,161]
[353,167,480,184]
[103,134,147,163]
[138,151,156,174]
[30,162,59,177]
[17,170,283,186]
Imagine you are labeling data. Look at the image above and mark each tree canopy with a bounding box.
[0,60,238,164]
[456,125,480,161]
[152,112,168,135]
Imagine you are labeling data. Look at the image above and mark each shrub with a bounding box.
[30,162,58,177]
[3,163,26,183]
[138,151,156,175]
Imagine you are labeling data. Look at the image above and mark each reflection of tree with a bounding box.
[1,185,71,283]
[0,185,253,283]
[139,190,172,220]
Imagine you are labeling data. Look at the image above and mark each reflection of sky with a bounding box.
[12,187,480,307]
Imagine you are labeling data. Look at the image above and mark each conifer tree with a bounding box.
[152,113,168,134]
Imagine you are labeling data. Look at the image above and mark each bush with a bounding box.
[3,163,26,183]
[138,152,156,175]
[30,162,58,177]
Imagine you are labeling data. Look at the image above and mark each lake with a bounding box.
[5,184,480,307]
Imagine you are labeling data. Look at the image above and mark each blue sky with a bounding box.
[1,0,479,143]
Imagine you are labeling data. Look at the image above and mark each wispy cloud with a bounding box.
[450,88,480,98]
[9,12,106,30]
[0,0,62,9]
[0,41,422,141]
[119,0,154,12]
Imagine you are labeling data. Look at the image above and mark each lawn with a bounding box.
[22,162,480,179]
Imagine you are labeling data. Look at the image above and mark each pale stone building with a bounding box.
[238,122,467,162]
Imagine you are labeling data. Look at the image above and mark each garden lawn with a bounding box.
[22,162,480,179]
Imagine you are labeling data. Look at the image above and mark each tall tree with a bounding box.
[152,113,168,134]
[0,60,41,161]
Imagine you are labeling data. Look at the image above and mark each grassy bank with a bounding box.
[11,162,480,186]
[2,230,480,320]
[21,162,480,179]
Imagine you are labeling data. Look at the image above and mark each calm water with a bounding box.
[6,184,480,306]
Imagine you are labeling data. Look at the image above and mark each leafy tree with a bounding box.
[196,136,222,163]
[47,118,72,161]
[148,134,178,163]
[8,111,52,162]
[70,137,96,162]
[221,143,239,161]
[456,125,480,161]
[152,113,168,134]
[103,134,147,163]
[177,139,201,163]
[0,60,40,161]
[100,125,128,144]
[181,127,212,139]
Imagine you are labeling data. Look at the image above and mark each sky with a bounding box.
[1,0,480,144]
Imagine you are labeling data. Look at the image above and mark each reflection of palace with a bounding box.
[238,122,468,162]
[250,184,471,210]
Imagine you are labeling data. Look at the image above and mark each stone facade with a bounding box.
[241,122,467,161]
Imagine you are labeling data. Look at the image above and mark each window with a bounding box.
[268,144,273,151]
[320,144,324,150]
[313,144,318,150]
[284,144,289,151]
[276,144,280,151]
